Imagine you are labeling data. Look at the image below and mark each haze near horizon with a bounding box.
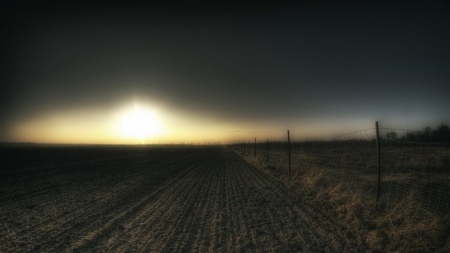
[1,1,448,144]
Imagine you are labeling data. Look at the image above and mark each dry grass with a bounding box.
[239,152,450,252]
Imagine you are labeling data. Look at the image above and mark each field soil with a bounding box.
[0,145,363,252]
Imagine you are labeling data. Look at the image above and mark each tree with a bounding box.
[423,126,432,140]
[405,132,419,142]
[433,124,450,142]
[385,131,397,140]
[398,124,449,143]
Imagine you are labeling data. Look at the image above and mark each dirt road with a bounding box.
[0,146,359,252]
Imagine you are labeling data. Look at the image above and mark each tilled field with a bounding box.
[0,145,359,252]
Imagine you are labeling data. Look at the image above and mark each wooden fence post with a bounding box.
[288,130,291,176]
[376,121,381,204]
[267,139,269,164]
[254,138,256,157]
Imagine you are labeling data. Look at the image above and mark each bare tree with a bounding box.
[385,131,397,140]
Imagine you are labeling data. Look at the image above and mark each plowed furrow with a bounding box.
[168,157,221,252]
[0,147,359,252]
[1,149,204,252]
[133,154,218,252]
[23,159,185,250]
[232,153,345,251]
[65,155,208,253]
[237,156,349,250]
[106,156,216,252]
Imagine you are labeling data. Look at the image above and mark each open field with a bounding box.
[0,145,362,252]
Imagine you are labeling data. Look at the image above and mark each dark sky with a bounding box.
[1,1,449,143]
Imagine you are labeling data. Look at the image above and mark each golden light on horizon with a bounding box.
[7,100,365,145]
[119,108,163,140]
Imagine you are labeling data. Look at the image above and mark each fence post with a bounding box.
[376,121,381,204]
[267,139,269,164]
[288,130,291,176]
[254,138,256,157]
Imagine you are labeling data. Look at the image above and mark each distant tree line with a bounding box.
[385,124,450,143]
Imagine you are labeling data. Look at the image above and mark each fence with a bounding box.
[230,122,450,214]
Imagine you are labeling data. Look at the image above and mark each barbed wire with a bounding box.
[229,126,450,214]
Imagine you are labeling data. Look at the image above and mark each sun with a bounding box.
[120,108,163,140]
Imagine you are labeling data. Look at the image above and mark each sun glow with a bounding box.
[120,108,163,140]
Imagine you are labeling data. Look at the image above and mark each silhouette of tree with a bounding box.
[399,124,449,143]
[423,126,432,140]
[385,131,397,140]
[433,124,450,142]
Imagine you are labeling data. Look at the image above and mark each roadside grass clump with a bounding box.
[237,151,450,252]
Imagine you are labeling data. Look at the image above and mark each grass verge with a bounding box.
[238,152,450,252]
